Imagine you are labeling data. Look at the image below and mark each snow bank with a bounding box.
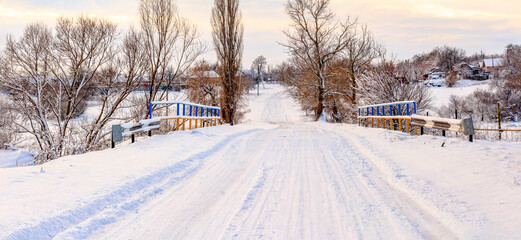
[329,123,521,239]
[0,123,276,240]
[0,148,34,168]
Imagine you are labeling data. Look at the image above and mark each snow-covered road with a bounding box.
[2,84,521,239]
[92,125,453,239]
[89,87,454,239]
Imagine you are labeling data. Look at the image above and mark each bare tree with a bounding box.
[187,60,220,106]
[341,24,379,104]
[0,16,120,162]
[1,23,58,161]
[437,95,472,119]
[140,0,205,118]
[358,60,433,113]
[469,88,498,122]
[436,46,465,72]
[82,29,148,151]
[395,60,423,83]
[282,0,355,120]
[502,44,521,90]
[251,55,267,78]
[0,97,16,147]
[274,61,296,85]
[51,16,119,155]
[211,0,244,125]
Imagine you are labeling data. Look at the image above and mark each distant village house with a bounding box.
[480,58,503,73]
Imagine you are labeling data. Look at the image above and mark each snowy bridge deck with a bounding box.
[1,85,520,240]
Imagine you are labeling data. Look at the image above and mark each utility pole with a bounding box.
[257,64,260,96]
[498,102,502,141]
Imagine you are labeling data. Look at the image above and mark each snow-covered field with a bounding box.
[428,79,490,107]
[1,84,520,239]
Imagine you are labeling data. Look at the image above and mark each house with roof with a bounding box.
[480,58,503,73]
[455,62,487,80]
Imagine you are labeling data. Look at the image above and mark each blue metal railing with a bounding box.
[358,101,416,117]
[149,101,221,119]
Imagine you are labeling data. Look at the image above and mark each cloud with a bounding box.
[1,0,520,65]
[329,0,521,58]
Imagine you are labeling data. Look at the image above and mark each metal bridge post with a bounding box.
[149,103,153,119]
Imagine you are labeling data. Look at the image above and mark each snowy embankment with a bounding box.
[326,124,521,239]
[0,123,275,239]
[1,84,520,239]
[0,148,34,168]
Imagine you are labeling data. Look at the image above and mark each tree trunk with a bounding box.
[316,84,325,120]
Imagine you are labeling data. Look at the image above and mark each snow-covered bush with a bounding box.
[436,95,472,119]
[358,62,433,114]
[445,70,458,87]
[0,98,12,147]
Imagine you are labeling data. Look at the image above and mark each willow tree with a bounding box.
[211,0,244,125]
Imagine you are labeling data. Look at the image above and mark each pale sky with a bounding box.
[1,0,521,67]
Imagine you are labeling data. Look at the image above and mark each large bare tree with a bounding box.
[282,0,355,120]
[139,0,205,118]
[211,0,244,125]
[0,16,119,161]
[1,24,54,159]
[342,24,379,104]
[52,16,119,155]
[82,29,148,151]
[436,46,466,72]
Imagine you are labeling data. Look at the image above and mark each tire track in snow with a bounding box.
[321,131,425,239]
[3,128,263,240]
[220,125,355,239]
[220,127,292,239]
[219,124,460,239]
[319,125,460,239]
[91,128,282,240]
